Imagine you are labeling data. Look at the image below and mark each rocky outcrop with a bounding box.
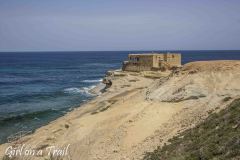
[102,77,112,89]
[149,61,240,104]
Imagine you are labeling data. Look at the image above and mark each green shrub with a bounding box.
[143,99,240,160]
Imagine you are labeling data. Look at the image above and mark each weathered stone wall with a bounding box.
[153,54,165,68]
[128,55,153,66]
[164,54,181,67]
[123,54,154,72]
[123,62,152,72]
[122,53,181,72]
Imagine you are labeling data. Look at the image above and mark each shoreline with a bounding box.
[0,80,104,145]
[0,69,155,159]
[1,60,240,160]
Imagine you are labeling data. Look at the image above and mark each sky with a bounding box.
[0,0,240,51]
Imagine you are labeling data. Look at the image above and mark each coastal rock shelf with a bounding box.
[1,60,240,160]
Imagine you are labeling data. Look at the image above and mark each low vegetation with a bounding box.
[144,98,240,160]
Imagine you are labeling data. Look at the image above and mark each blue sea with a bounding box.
[0,50,240,143]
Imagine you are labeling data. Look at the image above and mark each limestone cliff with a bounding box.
[1,61,240,160]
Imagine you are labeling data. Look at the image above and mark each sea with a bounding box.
[0,50,240,143]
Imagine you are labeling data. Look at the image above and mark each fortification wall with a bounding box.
[165,54,181,67]
[123,53,181,72]
[128,55,153,66]
[123,63,152,72]
[153,55,164,68]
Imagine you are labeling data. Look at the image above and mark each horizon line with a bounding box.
[0,49,240,53]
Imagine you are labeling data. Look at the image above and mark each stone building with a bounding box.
[122,53,181,72]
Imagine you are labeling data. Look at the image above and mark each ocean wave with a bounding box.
[0,92,63,105]
[63,86,96,96]
[0,77,54,85]
[82,79,102,83]
[0,109,60,124]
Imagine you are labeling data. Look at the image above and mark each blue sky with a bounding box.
[0,0,240,51]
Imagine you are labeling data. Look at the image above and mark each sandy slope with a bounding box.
[1,60,240,160]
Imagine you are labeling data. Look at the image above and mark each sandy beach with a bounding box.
[1,60,240,160]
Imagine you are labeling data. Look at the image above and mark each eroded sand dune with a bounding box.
[1,61,240,160]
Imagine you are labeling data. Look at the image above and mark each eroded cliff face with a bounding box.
[149,60,240,104]
[1,61,240,160]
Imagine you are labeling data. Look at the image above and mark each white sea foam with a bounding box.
[82,79,102,83]
[63,86,96,96]
[63,88,81,94]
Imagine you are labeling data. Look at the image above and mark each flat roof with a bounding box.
[129,53,181,56]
